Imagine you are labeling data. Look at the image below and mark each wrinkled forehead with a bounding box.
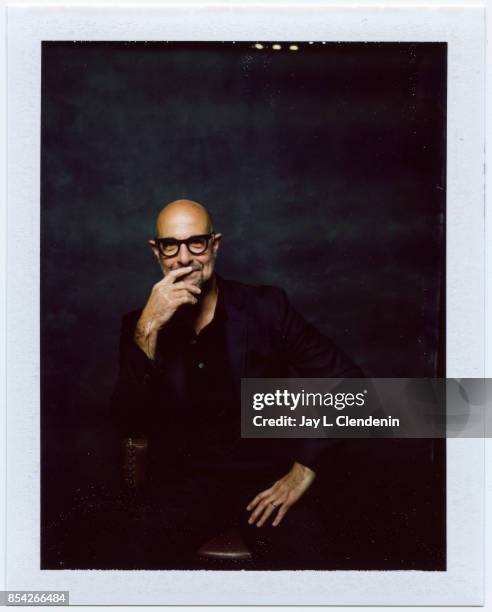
[156,209,210,240]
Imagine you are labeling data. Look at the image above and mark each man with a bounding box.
[111,198,361,569]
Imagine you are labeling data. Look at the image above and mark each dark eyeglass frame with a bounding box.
[154,233,215,258]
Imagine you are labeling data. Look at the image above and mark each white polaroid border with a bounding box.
[2,2,486,607]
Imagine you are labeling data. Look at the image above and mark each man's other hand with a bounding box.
[246,462,315,527]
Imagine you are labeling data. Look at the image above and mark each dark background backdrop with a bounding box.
[41,41,446,569]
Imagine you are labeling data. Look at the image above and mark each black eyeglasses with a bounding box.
[154,233,214,258]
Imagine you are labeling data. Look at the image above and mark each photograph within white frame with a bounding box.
[4,3,485,606]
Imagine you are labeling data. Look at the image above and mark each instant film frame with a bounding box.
[2,2,486,606]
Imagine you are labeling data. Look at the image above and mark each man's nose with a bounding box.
[176,243,192,266]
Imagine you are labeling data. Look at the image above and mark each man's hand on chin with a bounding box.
[246,462,315,528]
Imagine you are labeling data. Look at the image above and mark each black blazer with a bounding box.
[111,275,362,472]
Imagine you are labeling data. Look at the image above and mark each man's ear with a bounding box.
[148,239,160,261]
[212,233,222,255]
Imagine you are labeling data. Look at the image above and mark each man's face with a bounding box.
[150,209,221,289]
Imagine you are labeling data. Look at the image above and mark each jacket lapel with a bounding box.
[217,276,248,387]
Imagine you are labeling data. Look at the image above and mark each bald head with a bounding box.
[155,199,213,238]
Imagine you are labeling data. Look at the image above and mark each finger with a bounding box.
[175,294,198,306]
[246,487,274,511]
[172,282,202,294]
[162,266,194,284]
[173,289,198,301]
[246,491,270,511]
[248,498,269,523]
[272,502,291,527]
[248,494,279,524]
[256,501,279,527]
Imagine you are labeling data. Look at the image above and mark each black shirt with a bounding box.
[169,292,241,465]
[186,294,240,462]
